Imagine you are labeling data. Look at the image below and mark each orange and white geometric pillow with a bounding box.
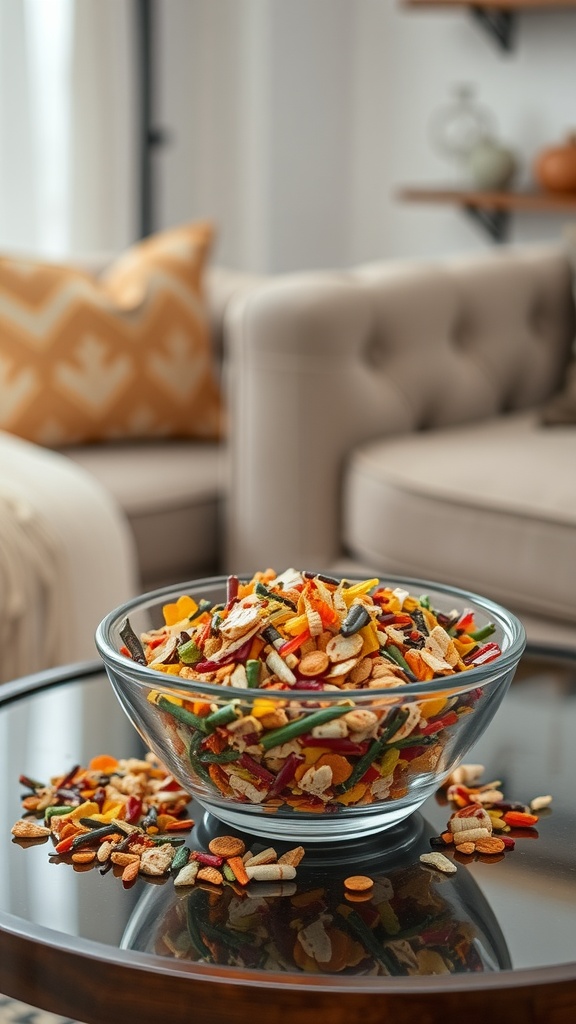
[0,221,224,447]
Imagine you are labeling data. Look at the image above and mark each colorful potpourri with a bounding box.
[117,568,505,814]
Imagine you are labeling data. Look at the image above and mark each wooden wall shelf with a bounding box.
[398,186,576,241]
[403,0,576,50]
[404,1,576,7]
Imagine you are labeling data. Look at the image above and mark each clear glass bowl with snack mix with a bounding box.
[95,570,525,842]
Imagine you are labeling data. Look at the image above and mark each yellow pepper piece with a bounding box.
[251,699,279,718]
[379,747,400,777]
[248,635,266,660]
[96,802,125,821]
[423,608,440,632]
[454,636,477,658]
[419,695,448,720]
[153,664,182,675]
[335,781,368,805]
[359,622,380,656]
[148,690,183,705]
[68,800,100,821]
[283,613,309,636]
[299,746,328,766]
[342,579,380,605]
[162,594,198,626]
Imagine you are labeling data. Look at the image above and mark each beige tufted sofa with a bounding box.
[224,243,576,650]
[4,243,574,681]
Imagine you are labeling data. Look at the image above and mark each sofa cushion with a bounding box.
[343,410,576,625]
[65,441,224,589]
[0,221,224,447]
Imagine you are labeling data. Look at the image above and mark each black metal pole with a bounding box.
[136,0,154,237]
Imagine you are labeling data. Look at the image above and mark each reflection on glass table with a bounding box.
[121,812,511,977]
[1,652,576,1024]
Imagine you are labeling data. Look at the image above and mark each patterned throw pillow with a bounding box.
[0,221,224,446]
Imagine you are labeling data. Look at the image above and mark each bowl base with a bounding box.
[194,796,428,843]
[197,807,426,865]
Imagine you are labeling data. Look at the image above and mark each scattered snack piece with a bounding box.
[244,847,278,867]
[452,827,491,846]
[530,795,553,812]
[344,874,374,893]
[502,811,538,829]
[111,851,140,867]
[121,860,140,884]
[197,865,224,886]
[208,835,246,858]
[475,837,506,855]
[278,845,306,867]
[419,852,457,875]
[12,756,307,893]
[432,767,551,861]
[454,842,475,855]
[71,851,96,864]
[140,844,176,876]
[245,864,296,882]
[444,764,485,788]
[11,819,51,839]
[174,861,200,887]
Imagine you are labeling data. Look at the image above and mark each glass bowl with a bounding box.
[95,571,525,843]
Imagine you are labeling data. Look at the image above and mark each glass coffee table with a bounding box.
[0,650,575,1024]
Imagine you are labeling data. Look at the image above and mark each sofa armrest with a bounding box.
[224,245,574,575]
[206,267,267,363]
[0,432,139,681]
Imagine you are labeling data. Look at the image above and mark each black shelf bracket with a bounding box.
[470,7,516,51]
[463,204,510,242]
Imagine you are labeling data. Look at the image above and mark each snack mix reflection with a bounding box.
[124,831,510,976]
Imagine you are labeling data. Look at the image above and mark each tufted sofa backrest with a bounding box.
[225,243,575,572]
[353,245,574,430]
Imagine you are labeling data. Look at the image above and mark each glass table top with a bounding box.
[1,652,575,985]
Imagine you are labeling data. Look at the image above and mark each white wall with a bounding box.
[156,0,356,272]
[352,2,576,263]
[156,0,576,272]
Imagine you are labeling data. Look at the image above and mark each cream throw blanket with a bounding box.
[0,486,70,683]
[0,431,138,685]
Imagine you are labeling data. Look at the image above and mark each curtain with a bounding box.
[0,0,138,260]
[0,0,41,252]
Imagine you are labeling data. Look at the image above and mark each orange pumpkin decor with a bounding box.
[534,132,576,193]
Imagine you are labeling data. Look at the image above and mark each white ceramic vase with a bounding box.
[466,137,517,190]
